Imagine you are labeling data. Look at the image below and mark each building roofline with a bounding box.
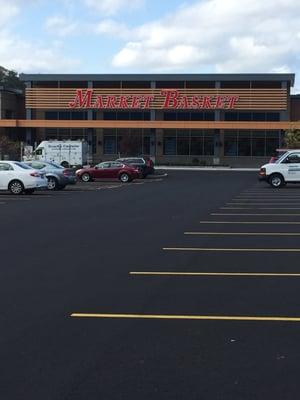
[20,73,295,86]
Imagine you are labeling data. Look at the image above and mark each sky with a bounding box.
[0,0,300,91]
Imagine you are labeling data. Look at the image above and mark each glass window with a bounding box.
[220,81,251,88]
[185,81,215,88]
[45,111,58,120]
[238,131,251,156]
[266,113,280,121]
[156,81,184,88]
[203,135,214,155]
[225,112,238,121]
[266,131,280,156]
[13,162,32,170]
[177,133,190,155]
[164,112,177,121]
[103,112,117,120]
[35,148,43,156]
[104,136,117,154]
[163,131,176,155]
[59,112,71,120]
[29,162,45,169]
[204,112,215,121]
[0,163,13,171]
[98,162,111,168]
[251,81,281,88]
[190,112,204,121]
[143,136,150,155]
[252,131,266,156]
[252,113,266,121]
[239,112,252,121]
[177,112,190,121]
[224,132,238,156]
[190,135,203,155]
[286,153,300,163]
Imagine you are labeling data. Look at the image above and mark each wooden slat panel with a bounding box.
[25,88,288,110]
[2,119,299,130]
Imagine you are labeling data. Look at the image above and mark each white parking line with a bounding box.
[211,213,300,216]
[200,221,300,224]
[221,207,300,210]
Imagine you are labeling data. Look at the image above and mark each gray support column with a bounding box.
[281,81,289,121]
[87,81,93,163]
[25,81,32,144]
[214,81,222,162]
[150,81,156,159]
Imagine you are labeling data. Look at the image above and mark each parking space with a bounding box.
[0,173,166,205]
[2,171,300,400]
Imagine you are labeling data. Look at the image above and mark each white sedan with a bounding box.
[0,161,48,194]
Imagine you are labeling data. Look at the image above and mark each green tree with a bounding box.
[0,66,24,91]
[284,126,300,149]
[0,135,20,160]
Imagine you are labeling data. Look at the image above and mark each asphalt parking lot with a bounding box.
[1,171,300,400]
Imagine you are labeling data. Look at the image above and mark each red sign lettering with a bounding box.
[69,89,93,108]
[68,89,240,110]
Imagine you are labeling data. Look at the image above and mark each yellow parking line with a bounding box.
[70,313,300,322]
[129,271,300,277]
[184,231,300,236]
[163,247,300,252]
[200,221,300,224]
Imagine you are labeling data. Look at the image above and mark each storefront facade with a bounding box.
[18,73,295,166]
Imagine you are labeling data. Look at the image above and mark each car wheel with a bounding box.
[24,189,35,195]
[269,173,285,188]
[120,173,131,183]
[9,180,24,195]
[47,177,59,190]
[61,161,70,168]
[81,173,91,182]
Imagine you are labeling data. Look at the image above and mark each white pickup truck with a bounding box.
[259,150,300,188]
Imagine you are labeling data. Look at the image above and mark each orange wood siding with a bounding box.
[25,88,288,110]
[1,119,299,130]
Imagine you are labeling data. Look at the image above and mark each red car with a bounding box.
[76,161,140,183]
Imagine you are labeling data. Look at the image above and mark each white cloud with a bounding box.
[0,1,80,73]
[45,15,78,37]
[0,0,19,25]
[95,19,130,39]
[109,0,300,78]
[84,0,144,16]
[0,30,80,72]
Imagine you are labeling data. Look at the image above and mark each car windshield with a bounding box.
[276,151,288,163]
[14,162,33,169]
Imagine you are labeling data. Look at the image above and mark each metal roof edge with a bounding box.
[19,73,295,85]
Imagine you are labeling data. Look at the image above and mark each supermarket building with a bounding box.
[2,73,300,166]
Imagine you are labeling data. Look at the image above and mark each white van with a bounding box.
[259,150,300,188]
[25,140,89,167]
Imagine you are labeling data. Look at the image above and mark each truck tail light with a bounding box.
[259,168,266,176]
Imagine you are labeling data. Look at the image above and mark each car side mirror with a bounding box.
[94,166,98,169]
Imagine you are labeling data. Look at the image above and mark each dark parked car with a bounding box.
[116,157,154,178]
[76,161,140,183]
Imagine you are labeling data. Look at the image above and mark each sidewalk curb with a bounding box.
[156,166,259,172]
